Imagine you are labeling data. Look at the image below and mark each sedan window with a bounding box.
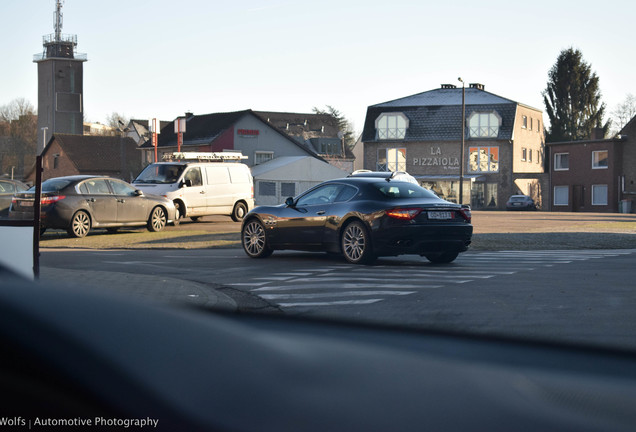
[82,179,112,195]
[108,180,138,196]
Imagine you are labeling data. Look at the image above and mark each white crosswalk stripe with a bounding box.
[226,250,634,309]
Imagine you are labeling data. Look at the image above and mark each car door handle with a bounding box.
[316,210,326,215]
[86,198,95,203]
[200,191,206,194]
[117,199,126,203]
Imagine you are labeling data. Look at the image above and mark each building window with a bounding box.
[259,181,276,196]
[281,182,296,197]
[469,146,499,173]
[254,151,274,165]
[377,148,406,171]
[592,150,608,169]
[554,186,569,206]
[375,112,409,140]
[537,120,541,133]
[468,112,501,138]
[522,116,528,129]
[554,153,569,171]
[521,148,527,161]
[530,118,533,131]
[592,184,608,205]
[53,155,59,169]
[528,149,533,162]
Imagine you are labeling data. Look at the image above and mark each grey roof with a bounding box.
[372,87,516,108]
[363,87,519,142]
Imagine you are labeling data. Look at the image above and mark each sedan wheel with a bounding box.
[68,211,91,238]
[341,221,375,264]
[242,219,272,258]
[148,206,167,232]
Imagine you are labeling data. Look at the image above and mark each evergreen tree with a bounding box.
[543,48,609,142]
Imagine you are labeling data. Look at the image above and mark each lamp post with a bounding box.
[458,77,465,205]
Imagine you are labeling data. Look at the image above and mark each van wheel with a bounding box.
[231,202,248,222]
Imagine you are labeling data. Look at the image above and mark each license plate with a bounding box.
[428,211,453,220]
[20,201,34,207]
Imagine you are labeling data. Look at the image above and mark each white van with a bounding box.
[133,152,254,222]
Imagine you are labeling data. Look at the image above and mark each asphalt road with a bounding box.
[40,247,636,351]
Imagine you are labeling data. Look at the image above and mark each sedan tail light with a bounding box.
[41,195,66,205]
[458,206,471,223]
[386,208,422,220]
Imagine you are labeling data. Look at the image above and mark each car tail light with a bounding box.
[386,208,422,220]
[40,195,66,205]
[458,206,471,223]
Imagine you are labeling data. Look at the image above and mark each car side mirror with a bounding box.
[285,197,295,207]
[134,190,144,196]
[180,179,192,188]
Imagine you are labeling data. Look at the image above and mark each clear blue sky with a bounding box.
[2,0,634,132]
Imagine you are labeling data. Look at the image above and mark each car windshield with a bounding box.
[134,164,185,184]
[372,182,439,199]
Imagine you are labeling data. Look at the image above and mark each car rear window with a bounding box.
[31,178,74,193]
[372,182,438,199]
[510,196,527,202]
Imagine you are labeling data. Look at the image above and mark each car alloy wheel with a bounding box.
[149,206,167,232]
[68,211,91,238]
[341,221,374,264]
[242,219,272,258]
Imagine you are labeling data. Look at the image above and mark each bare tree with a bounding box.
[0,99,37,179]
[610,94,636,135]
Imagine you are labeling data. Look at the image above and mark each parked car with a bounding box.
[241,176,472,264]
[506,194,538,211]
[9,175,176,237]
[133,152,254,222]
[0,179,29,216]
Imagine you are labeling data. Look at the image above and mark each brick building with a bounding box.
[361,84,546,210]
[547,117,636,213]
[27,134,142,183]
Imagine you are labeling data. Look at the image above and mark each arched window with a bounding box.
[375,113,409,140]
[468,112,501,138]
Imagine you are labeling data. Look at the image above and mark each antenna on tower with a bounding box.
[54,0,64,42]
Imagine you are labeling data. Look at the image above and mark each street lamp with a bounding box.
[458,77,465,205]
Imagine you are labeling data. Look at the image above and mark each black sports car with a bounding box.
[241,176,472,264]
[9,175,177,238]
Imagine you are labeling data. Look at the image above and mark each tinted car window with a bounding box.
[34,178,75,193]
[135,164,184,184]
[334,185,358,202]
[296,184,342,206]
[372,182,438,199]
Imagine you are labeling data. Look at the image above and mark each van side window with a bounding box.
[184,168,203,187]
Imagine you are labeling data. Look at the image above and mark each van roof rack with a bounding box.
[162,152,248,162]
